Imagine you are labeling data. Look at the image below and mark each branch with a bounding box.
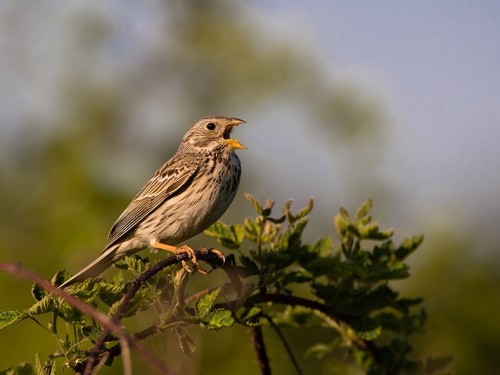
[219,292,379,363]
[85,248,225,374]
[252,326,272,375]
[106,325,161,361]
[217,293,351,322]
[0,262,171,375]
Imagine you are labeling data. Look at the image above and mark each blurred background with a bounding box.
[1,1,499,374]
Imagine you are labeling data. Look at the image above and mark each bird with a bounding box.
[60,116,246,287]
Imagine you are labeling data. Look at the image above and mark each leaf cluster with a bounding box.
[205,196,449,374]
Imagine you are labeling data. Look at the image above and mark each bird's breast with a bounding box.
[145,151,241,245]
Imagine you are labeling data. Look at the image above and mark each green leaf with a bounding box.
[31,284,46,302]
[396,235,424,260]
[239,307,261,327]
[27,296,55,316]
[305,342,335,359]
[351,316,382,340]
[378,267,410,281]
[283,199,294,222]
[243,217,259,242]
[376,312,403,332]
[81,325,104,342]
[287,217,308,247]
[281,270,312,286]
[392,298,424,314]
[124,255,148,274]
[259,249,295,269]
[175,326,196,356]
[0,309,29,331]
[205,221,231,240]
[338,206,351,222]
[283,305,313,327]
[230,224,245,247]
[113,258,129,270]
[333,213,349,238]
[51,270,69,287]
[355,198,373,220]
[304,257,341,278]
[58,302,84,324]
[202,309,234,330]
[358,286,399,312]
[312,236,333,257]
[98,281,125,306]
[295,197,314,219]
[238,255,260,276]
[195,287,221,320]
[297,237,331,266]
[204,222,244,249]
[65,279,100,303]
[244,194,263,215]
[357,222,394,240]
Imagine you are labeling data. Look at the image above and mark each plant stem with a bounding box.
[252,325,271,375]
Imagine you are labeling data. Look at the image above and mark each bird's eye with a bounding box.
[206,122,216,130]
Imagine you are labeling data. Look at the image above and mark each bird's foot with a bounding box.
[151,242,207,274]
[176,245,208,274]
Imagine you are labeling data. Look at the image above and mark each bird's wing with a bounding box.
[104,155,200,250]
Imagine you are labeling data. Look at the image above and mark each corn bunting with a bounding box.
[60,116,246,287]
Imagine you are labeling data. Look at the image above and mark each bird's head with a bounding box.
[182,116,247,152]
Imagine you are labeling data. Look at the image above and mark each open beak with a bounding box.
[223,118,247,150]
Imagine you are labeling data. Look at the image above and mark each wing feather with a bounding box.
[104,156,200,250]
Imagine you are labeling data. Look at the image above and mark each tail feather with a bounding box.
[60,248,118,288]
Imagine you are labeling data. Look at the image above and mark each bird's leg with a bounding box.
[150,242,207,274]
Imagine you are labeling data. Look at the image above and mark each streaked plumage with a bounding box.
[61,116,246,287]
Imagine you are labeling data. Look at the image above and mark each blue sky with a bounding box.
[247,1,500,199]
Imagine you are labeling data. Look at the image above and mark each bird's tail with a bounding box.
[60,246,118,288]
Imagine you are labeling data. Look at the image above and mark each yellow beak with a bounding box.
[226,138,247,149]
[224,118,247,150]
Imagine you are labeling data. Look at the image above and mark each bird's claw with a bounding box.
[176,245,208,274]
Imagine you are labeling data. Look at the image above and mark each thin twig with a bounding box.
[263,314,303,375]
[105,324,160,360]
[252,326,271,375]
[217,292,377,361]
[215,293,351,323]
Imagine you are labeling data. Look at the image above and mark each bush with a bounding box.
[0,196,450,375]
